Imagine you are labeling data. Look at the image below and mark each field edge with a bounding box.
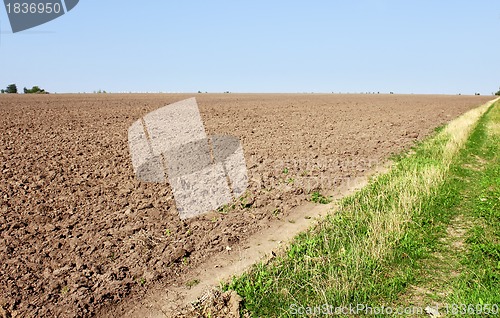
[217,98,499,317]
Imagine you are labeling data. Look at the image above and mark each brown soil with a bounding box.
[0,93,493,317]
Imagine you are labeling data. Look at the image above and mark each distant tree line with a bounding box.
[24,86,47,94]
[496,87,500,96]
[1,83,49,94]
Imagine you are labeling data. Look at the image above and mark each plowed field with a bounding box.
[0,93,493,317]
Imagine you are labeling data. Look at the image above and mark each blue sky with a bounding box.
[0,0,499,94]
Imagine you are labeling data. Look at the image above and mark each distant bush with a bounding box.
[4,84,18,94]
[495,88,500,96]
[24,86,48,94]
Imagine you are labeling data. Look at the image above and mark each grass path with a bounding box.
[395,215,473,316]
[395,99,500,317]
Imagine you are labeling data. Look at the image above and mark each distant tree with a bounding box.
[495,87,500,96]
[0,89,4,94]
[475,92,481,96]
[24,86,47,94]
[5,84,17,94]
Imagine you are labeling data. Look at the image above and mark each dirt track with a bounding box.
[0,93,493,317]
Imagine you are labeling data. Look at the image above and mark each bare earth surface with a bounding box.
[0,93,493,317]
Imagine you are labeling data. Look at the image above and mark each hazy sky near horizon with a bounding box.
[0,1,499,94]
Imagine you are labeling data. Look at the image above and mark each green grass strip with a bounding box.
[445,100,500,308]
